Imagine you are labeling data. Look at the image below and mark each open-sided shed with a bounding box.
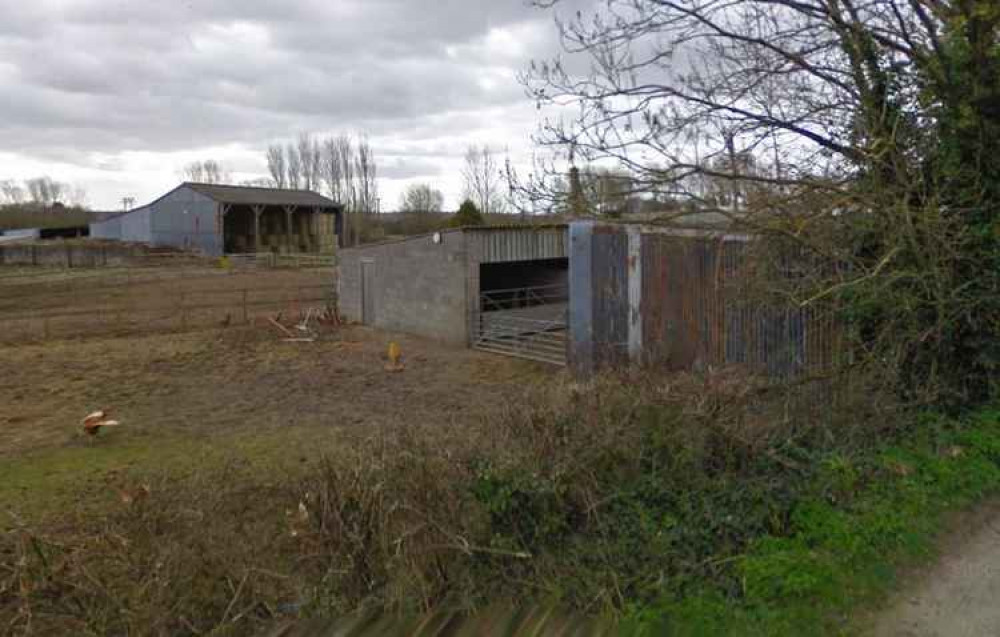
[338,225,569,363]
[90,182,343,256]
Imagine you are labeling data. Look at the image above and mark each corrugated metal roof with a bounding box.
[183,182,341,208]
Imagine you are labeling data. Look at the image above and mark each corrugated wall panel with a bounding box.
[574,223,836,382]
[468,228,567,263]
[640,235,725,370]
[591,226,630,367]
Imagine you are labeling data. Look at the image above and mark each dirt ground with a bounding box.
[0,264,331,314]
[0,266,553,518]
[0,264,336,343]
[867,500,1000,636]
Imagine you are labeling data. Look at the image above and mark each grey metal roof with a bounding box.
[183,182,341,208]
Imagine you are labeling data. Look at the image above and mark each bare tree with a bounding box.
[400,183,444,214]
[355,134,379,214]
[266,144,287,188]
[525,0,1000,406]
[181,160,231,184]
[0,180,24,204]
[336,136,356,211]
[462,145,505,214]
[25,177,66,205]
[286,142,301,189]
[321,136,343,203]
[266,131,380,243]
[297,133,320,191]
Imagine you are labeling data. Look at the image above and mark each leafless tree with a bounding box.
[336,135,356,213]
[266,144,287,188]
[321,136,343,203]
[524,0,1000,405]
[25,177,66,205]
[297,133,321,191]
[266,131,380,244]
[286,142,302,189]
[355,134,378,214]
[181,160,230,184]
[400,183,444,214]
[0,180,24,204]
[462,145,506,214]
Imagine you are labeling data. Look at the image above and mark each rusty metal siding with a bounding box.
[571,222,837,381]
[467,227,567,264]
[590,225,630,367]
[641,235,727,371]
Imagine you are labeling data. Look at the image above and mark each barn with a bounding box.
[338,225,569,364]
[339,220,838,379]
[89,182,343,256]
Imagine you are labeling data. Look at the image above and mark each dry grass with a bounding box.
[0,265,561,634]
[0,325,546,516]
[0,264,901,636]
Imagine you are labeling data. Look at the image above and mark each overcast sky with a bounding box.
[0,0,592,211]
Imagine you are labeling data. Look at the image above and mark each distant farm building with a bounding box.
[90,182,343,256]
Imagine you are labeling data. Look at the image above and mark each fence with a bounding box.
[0,242,337,271]
[225,252,337,269]
[0,283,334,344]
[0,242,145,268]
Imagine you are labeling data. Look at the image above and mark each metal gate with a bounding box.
[473,284,568,365]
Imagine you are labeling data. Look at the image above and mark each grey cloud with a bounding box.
[0,0,600,206]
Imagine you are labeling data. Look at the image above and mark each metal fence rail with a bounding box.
[479,284,568,312]
[225,253,336,269]
[0,283,333,344]
[474,284,568,366]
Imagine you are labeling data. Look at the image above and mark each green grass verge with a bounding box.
[626,408,1000,636]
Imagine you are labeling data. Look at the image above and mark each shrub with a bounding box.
[448,200,484,228]
[3,373,996,635]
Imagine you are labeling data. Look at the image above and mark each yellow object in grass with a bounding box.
[385,342,404,372]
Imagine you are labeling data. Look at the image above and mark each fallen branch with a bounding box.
[268,317,295,339]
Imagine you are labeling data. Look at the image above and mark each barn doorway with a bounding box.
[473,258,568,365]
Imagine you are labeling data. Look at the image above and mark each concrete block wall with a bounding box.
[339,231,470,345]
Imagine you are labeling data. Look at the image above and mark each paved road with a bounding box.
[870,500,1000,636]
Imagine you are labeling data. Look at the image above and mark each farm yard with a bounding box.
[0,265,547,516]
[4,264,1000,636]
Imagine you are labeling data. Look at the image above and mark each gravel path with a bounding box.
[869,500,1000,637]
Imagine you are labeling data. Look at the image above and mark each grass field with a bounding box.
[0,266,548,519]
